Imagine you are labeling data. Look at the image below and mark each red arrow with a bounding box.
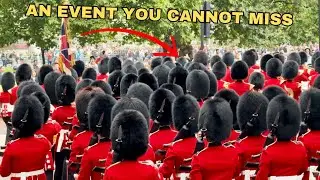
[81,28,178,57]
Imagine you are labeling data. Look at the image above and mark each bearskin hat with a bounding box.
[249,72,265,90]
[88,94,117,136]
[75,79,93,93]
[222,52,235,67]
[149,88,175,126]
[267,95,301,140]
[164,61,176,69]
[123,64,138,75]
[282,60,299,80]
[194,51,209,66]
[44,72,61,105]
[299,51,308,65]
[111,110,149,160]
[186,70,210,100]
[151,57,162,70]
[138,68,150,76]
[152,65,170,87]
[17,81,35,98]
[135,61,144,71]
[38,65,53,85]
[75,87,105,125]
[315,57,320,73]
[168,66,188,93]
[299,88,320,130]
[184,62,191,69]
[160,83,184,97]
[260,54,273,72]
[204,69,218,97]
[187,62,206,72]
[173,95,199,135]
[31,91,51,123]
[242,50,257,67]
[123,60,134,68]
[12,96,44,138]
[91,80,112,95]
[266,58,283,78]
[82,68,97,80]
[313,76,320,89]
[111,96,150,126]
[15,63,32,85]
[127,83,153,107]
[199,97,233,143]
[55,75,76,105]
[1,72,15,92]
[73,61,85,77]
[20,84,45,97]
[120,73,138,96]
[70,68,79,81]
[176,57,188,67]
[108,57,122,74]
[108,70,125,98]
[138,73,158,91]
[215,89,240,130]
[287,52,301,65]
[212,61,226,80]
[262,86,287,101]
[98,57,109,74]
[210,55,222,67]
[312,51,320,67]
[237,91,269,136]
[162,57,173,64]
[274,53,285,63]
[231,61,249,80]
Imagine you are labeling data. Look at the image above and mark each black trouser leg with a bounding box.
[54,152,65,180]
[45,170,53,180]
[3,117,11,145]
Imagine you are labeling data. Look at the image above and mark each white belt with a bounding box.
[10,169,44,180]
[56,129,69,152]
[242,170,256,180]
[268,174,303,180]
[308,166,318,180]
[176,173,189,180]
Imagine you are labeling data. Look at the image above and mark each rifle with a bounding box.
[263,113,280,148]
[238,105,261,140]
[150,99,166,133]
[299,98,311,136]
[88,113,105,146]
[193,128,207,154]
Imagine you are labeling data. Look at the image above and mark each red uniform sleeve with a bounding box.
[159,146,176,178]
[0,143,13,177]
[190,154,202,180]
[255,150,271,180]
[300,146,309,176]
[105,151,113,168]
[54,122,62,134]
[69,136,81,163]
[51,110,58,122]
[78,148,93,180]
[234,142,246,171]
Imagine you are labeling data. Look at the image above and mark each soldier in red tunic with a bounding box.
[168,66,189,93]
[160,95,200,179]
[222,52,235,83]
[52,75,77,180]
[309,57,320,86]
[227,61,253,96]
[281,60,302,100]
[78,94,116,180]
[103,110,162,180]
[299,88,320,179]
[215,89,241,143]
[149,89,177,160]
[108,70,125,100]
[186,70,210,107]
[287,52,308,83]
[97,57,109,81]
[38,65,53,89]
[0,95,51,180]
[120,73,138,97]
[235,91,269,180]
[190,97,241,180]
[249,72,265,92]
[242,50,260,82]
[9,63,32,105]
[260,54,273,80]
[212,61,227,91]
[44,72,62,108]
[0,72,15,144]
[256,95,308,179]
[264,58,284,88]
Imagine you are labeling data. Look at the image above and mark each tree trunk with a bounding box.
[41,48,46,65]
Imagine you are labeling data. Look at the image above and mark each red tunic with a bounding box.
[261,71,269,81]
[190,144,241,180]
[8,86,18,105]
[149,128,177,161]
[295,67,309,83]
[36,119,61,145]
[264,78,284,89]
[225,129,241,144]
[0,92,13,118]
[159,137,197,179]
[223,67,233,83]
[103,161,162,180]
[69,115,80,140]
[309,74,319,87]
[228,81,253,96]
[217,80,226,91]
[245,65,260,82]
[78,141,112,180]
[282,80,302,100]
[51,105,76,128]
[255,140,308,180]
[69,131,94,168]
[0,135,51,180]
[96,73,109,82]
